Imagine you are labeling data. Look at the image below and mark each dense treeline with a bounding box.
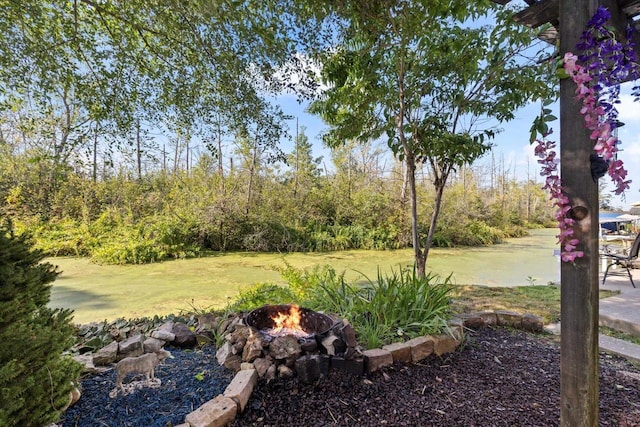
[1,129,555,264]
[0,1,557,265]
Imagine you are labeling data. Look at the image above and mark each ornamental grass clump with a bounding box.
[302,267,454,349]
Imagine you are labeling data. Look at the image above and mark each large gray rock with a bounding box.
[158,320,174,332]
[93,341,119,366]
[268,335,301,366]
[172,322,197,348]
[117,334,145,361]
[252,357,273,378]
[216,342,233,365]
[73,354,99,373]
[522,313,544,332]
[295,355,322,384]
[143,337,165,353]
[242,334,264,363]
[151,330,175,342]
[196,313,218,334]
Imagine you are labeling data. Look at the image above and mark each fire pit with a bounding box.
[216,304,363,383]
[244,304,336,340]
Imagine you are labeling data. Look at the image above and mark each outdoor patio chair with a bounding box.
[601,232,640,288]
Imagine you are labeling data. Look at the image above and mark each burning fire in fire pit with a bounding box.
[216,304,362,382]
[245,304,336,340]
[267,305,308,338]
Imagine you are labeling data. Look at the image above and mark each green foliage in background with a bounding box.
[3,163,553,264]
[0,0,556,267]
[0,224,82,427]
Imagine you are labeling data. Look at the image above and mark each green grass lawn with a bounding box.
[451,284,619,325]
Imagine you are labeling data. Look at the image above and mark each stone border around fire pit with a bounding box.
[178,309,544,427]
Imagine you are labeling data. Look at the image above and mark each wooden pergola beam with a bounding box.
[493,0,640,59]
[620,0,640,15]
[513,0,559,28]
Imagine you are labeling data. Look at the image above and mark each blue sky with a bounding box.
[273,82,640,211]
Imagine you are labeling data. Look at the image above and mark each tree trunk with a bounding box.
[405,155,425,277]
[421,176,446,271]
[217,121,224,178]
[395,49,428,277]
[400,161,409,203]
[173,130,180,174]
[92,127,98,183]
[186,138,190,175]
[136,119,141,180]
[245,144,257,216]
[294,117,299,199]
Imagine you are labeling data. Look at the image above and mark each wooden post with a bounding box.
[559,1,600,425]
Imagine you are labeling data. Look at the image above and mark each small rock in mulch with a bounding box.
[60,345,234,427]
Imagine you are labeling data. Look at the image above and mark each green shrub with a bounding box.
[434,220,505,247]
[300,268,361,320]
[431,231,453,247]
[89,217,202,264]
[18,218,92,257]
[226,283,298,313]
[0,226,82,427]
[352,268,454,344]
[92,238,167,264]
[283,265,454,348]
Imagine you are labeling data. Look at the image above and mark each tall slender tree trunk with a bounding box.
[92,127,98,183]
[422,176,447,272]
[400,161,409,203]
[216,119,227,249]
[294,117,300,198]
[136,119,141,180]
[396,48,427,278]
[217,121,225,181]
[173,130,180,174]
[186,138,190,175]
[405,155,425,277]
[245,144,257,216]
[162,144,167,172]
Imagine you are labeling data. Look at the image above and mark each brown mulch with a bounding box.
[231,327,640,427]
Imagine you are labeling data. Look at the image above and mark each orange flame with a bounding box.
[268,305,309,337]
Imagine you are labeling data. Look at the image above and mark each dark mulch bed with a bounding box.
[232,328,640,427]
[60,328,640,426]
[59,345,234,427]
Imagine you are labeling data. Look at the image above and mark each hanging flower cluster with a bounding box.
[573,6,640,193]
[534,131,582,262]
[563,52,631,194]
[535,6,639,263]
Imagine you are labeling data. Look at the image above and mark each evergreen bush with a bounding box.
[0,225,82,427]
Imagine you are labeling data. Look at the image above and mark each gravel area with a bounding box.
[59,328,640,426]
[59,345,234,427]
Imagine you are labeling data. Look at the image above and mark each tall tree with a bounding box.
[287,125,322,200]
[0,1,327,184]
[310,1,554,276]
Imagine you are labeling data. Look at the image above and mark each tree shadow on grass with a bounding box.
[49,285,115,314]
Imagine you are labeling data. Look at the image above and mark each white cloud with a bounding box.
[617,93,640,123]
